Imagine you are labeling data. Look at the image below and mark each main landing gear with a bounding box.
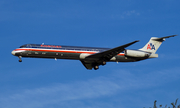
[93,61,106,70]
[18,56,22,62]
[102,61,106,65]
[94,65,99,70]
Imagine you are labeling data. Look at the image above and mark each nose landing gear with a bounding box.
[18,56,22,62]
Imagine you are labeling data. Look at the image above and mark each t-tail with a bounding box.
[139,35,177,57]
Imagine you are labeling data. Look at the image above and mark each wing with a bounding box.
[85,40,139,61]
[81,40,139,70]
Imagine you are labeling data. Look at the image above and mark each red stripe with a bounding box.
[14,48,125,56]
[118,53,125,56]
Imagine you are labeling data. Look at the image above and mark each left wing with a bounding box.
[81,40,139,70]
[85,40,139,61]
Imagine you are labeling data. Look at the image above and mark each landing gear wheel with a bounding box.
[19,59,22,62]
[18,56,22,62]
[94,65,99,70]
[102,61,106,66]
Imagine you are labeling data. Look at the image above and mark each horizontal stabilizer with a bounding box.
[152,35,177,41]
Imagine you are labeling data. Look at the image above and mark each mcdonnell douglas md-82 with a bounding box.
[11,35,177,70]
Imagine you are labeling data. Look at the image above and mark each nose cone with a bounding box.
[11,50,16,55]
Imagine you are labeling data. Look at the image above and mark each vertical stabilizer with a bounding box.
[139,35,177,53]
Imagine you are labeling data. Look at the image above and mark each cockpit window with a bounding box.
[20,45,26,48]
[19,44,32,48]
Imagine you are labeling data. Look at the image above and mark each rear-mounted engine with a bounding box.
[125,50,150,58]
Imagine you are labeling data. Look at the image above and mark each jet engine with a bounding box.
[124,50,150,58]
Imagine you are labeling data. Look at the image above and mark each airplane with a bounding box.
[11,35,177,70]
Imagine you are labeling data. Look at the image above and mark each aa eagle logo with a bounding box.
[147,43,155,50]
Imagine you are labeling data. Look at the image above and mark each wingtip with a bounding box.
[172,34,178,37]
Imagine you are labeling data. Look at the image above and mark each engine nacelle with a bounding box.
[125,50,150,58]
[79,53,91,59]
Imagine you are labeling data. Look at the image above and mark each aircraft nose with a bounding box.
[11,50,16,55]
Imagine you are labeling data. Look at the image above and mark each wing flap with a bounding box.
[80,60,94,70]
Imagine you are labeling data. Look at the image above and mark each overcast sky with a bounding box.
[0,0,180,108]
